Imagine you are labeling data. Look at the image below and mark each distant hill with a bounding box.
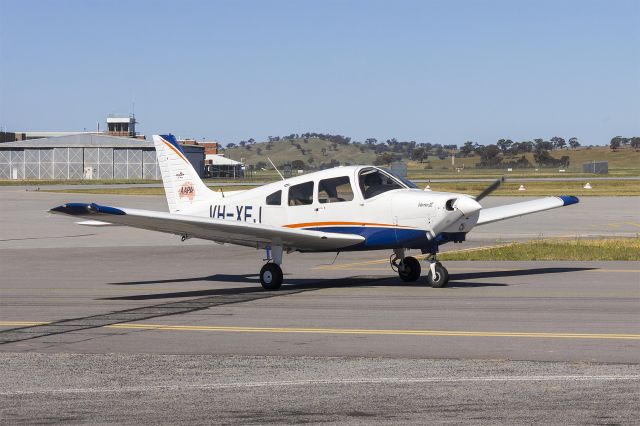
[222,137,640,173]
[222,137,377,170]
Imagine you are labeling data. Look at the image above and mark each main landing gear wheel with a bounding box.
[398,256,421,282]
[427,262,449,288]
[260,263,283,290]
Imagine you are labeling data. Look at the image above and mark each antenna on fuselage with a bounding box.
[267,157,285,181]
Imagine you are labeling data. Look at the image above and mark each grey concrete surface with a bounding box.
[1,353,639,424]
[1,189,639,423]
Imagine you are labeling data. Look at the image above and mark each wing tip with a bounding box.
[557,195,580,206]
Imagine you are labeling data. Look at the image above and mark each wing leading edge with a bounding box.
[50,203,364,251]
[476,195,579,226]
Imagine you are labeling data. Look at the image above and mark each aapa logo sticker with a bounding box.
[179,181,195,200]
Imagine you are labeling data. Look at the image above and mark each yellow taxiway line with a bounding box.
[1,321,638,340]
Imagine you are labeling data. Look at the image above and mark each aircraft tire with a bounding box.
[427,263,449,288]
[398,256,421,282]
[260,263,283,290]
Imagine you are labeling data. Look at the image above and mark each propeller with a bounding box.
[474,176,505,202]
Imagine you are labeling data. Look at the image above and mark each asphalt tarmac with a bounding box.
[1,187,639,424]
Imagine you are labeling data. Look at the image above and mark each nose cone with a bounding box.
[454,197,482,216]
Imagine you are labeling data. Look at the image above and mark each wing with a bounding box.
[50,203,364,251]
[476,196,579,226]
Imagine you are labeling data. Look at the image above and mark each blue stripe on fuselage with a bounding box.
[304,226,427,250]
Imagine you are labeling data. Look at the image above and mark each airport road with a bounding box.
[0,187,639,423]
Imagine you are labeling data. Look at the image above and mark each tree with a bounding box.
[568,137,580,149]
[365,138,377,146]
[226,143,236,149]
[534,149,555,166]
[550,136,566,150]
[412,147,428,163]
[630,137,640,151]
[374,152,400,165]
[459,141,475,157]
[610,136,622,151]
[291,159,306,170]
[475,144,501,168]
[496,139,513,155]
[534,138,553,152]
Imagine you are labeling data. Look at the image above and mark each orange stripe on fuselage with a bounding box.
[284,221,414,229]
[162,139,189,163]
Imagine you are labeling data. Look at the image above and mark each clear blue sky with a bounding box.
[1,0,638,146]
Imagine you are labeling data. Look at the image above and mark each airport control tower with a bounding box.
[106,114,137,138]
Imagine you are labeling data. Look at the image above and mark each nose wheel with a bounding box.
[426,261,449,288]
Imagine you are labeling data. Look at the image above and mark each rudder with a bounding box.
[153,134,218,213]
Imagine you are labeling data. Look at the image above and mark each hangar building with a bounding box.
[0,134,204,180]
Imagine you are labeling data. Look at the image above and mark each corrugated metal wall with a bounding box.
[0,148,162,180]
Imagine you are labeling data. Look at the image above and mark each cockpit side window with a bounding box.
[288,181,314,206]
[318,176,354,203]
[358,168,404,199]
[266,190,281,206]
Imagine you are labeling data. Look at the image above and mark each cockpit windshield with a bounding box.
[380,168,418,189]
[358,167,407,199]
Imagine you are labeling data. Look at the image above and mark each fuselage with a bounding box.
[179,166,481,251]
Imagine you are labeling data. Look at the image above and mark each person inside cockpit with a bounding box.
[359,168,403,199]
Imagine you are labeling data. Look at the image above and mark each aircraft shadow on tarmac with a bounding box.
[103,267,595,301]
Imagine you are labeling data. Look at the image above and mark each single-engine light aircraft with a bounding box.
[51,135,579,290]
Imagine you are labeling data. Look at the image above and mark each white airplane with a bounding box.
[51,134,579,290]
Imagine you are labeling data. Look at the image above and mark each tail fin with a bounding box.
[153,134,219,213]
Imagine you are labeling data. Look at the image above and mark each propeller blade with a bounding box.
[475,176,505,202]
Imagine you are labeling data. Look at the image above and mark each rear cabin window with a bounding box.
[288,181,314,206]
[358,168,404,199]
[266,190,281,206]
[318,176,354,203]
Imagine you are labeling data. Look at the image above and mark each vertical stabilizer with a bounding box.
[153,134,218,213]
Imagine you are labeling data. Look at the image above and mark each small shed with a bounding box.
[204,154,244,178]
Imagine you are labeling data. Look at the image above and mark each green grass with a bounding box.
[440,238,640,261]
[420,180,640,196]
[406,146,640,176]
